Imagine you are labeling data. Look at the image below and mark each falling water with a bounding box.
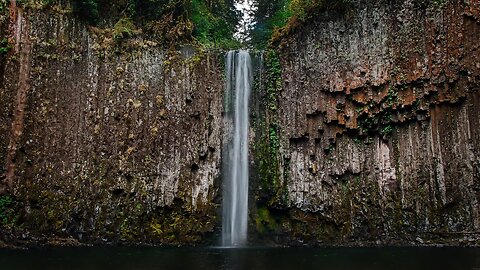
[222,50,252,247]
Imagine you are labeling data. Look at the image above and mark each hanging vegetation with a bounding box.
[249,0,353,48]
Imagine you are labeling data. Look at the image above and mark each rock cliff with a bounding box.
[1,0,479,247]
[0,9,224,244]
[252,0,480,246]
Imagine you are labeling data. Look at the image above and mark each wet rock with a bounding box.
[0,11,224,245]
[252,0,480,246]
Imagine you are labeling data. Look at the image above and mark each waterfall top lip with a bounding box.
[224,49,265,58]
[227,49,252,53]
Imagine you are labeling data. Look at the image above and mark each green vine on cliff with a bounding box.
[0,38,12,55]
[0,195,17,229]
[113,17,136,41]
[256,49,287,207]
[357,85,400,139]
[0,1,8,15]
[431,0,447,9]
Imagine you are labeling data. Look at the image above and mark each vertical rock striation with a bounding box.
[0,0,478,247]
[3,7,32,194]
[253,0,480,245]
[0,10,224,244]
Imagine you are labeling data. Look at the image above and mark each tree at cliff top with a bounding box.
[249,0,291,48]
[7,0,240,48]
[249,0,353,48]
[71,0,242,47]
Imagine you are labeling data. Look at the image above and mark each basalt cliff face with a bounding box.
[252,0,480,245]
[0,10,224,245]
[0,0,479,247]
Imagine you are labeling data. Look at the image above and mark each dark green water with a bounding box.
[1,246,479,270]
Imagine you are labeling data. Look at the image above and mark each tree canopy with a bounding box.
[71,0,241,47]
[5,0,353,48]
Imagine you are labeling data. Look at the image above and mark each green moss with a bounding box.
[0,195,18,229]
[353,137,363,145]
[120,217,137,240]
[355,83,404,139]
[255,49,287,205]
[113,17,136,41]
[265,50,282,112]
[185,48,206,70]
[150,219,164,235]
[380,125,394,136]
[255,206,279,234]
[143,202,216,244]
[386,86,399,107]
[0,1,7,15]
[0,38,12,55]
[431,0,447,9]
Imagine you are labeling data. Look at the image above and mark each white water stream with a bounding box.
[222,50,252,247]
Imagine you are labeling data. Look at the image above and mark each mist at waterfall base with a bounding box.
[1,246,480,270]
[222,50,251,247]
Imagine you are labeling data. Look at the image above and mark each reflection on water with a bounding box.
[0,246,479,270]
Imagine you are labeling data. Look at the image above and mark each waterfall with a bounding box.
[222,50,252,247]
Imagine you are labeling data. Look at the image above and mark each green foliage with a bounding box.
[121,0,238,47]
[0,38,12,55]
[358,116,373,135]
[10,0,239,47]
[380,125,394,136]
[358,110,395,138]
[257,126,280,202]
[265,50,282,151]
[134,0,180,22]
[250,0,353,48]
[265,50,281,111]
[386,86,398,106]
[354,81,408,141]
[250,0,291,48]
[39,0,57,7]
[0,195,17,228]
[255,206,278,234]
[353,136,363,145]
[113,17,136,40]
[126,0,136,17]
[0,0,8,14]
[12,0,67,10]
[70,0,239,47]
[269,124,279,149]
[431,0,447,8]
[288,0,353,21]
[289,0,318,21]
[190,0,218,43]
[189,0,240,48]
[256,49,286,205]
[72,0,99,24]
[146,204,214,243]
